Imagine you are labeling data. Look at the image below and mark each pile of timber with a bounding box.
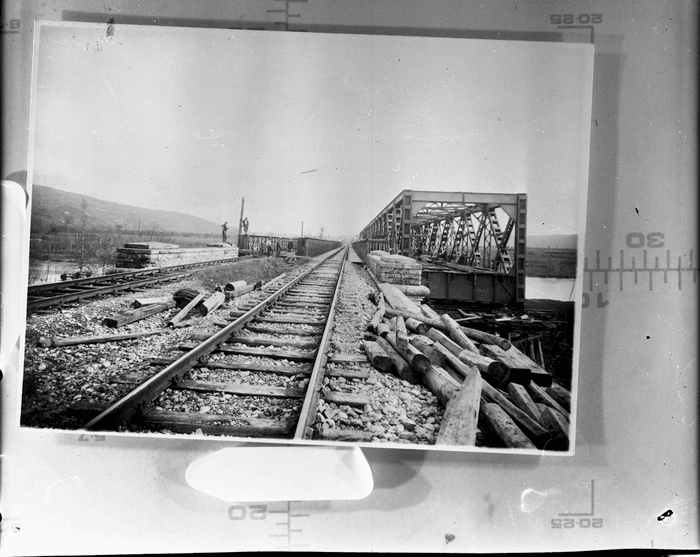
[223,280,262,299]
[429,303,566,335]
[102,284,230,328]
[363,283,572,450]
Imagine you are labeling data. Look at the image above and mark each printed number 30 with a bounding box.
[626,232,665,248]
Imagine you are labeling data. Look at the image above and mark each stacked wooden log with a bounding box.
[363,283,572,451]
[102,284,232,328]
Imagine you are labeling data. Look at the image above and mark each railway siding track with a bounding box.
[81,247,354,440]
[27,256,249,311]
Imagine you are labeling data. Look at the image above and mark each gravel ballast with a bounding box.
[20,255,445,447]
[20,258,301,430]
[316,261,444,445]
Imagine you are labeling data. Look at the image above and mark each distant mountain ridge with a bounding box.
[526,234,577,250]
[30,184,230,236]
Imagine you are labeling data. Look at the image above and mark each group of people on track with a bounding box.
[222,220,293,258]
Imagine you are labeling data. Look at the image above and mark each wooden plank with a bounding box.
[546,383,572,412]
[526,382,570,419]
[480,344,546,386]
[431,365,462,389]
[38,328,167,348]
[378,283,422,314]
[436,368,482,446]
[404,317,429,335]
[420,304,440,320]
[478,401,536,449]
[421,365,459,406]
[539,406,570,450]
[214,345,317,362]
[131,296,172,308]
[367,292,386,333]
[267,304,328,314]
[395,316,409,350]
[392,284,431,298]
[459,326,511,351]
[481,344,553,387]
[384,307,444,330]
[245,323,323,336]
[362,340,393,372]
[316,428,374,442]
[481,382,552,449]
[333,341,362,351]
[175,379,305,398]
[323,392,371,408]
[149,357,311,376]
[327,368,370,380]
[255,316,327,325]
[385,332,432,375]
[102,300,176,328]
[175,343,317,362]
[141,410,292,437]
[329,353,368,364]
[507,383,543,422]
[409,335,447,367]
[426,328,515,383]
[167,293,205,327]
[198,291,226,316]
[440,314,479,353]
[284,294,333,301]
[222,335,318,349]
[376,321,391,338]
[425,327,464,355]
[375,336,421,384]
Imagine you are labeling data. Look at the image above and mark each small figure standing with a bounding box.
[266,239,272,257]
[275,241,281,258]
[221,222,229,243]
[287,240,294,253]
[241,217,249,235]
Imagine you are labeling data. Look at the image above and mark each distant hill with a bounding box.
[30,184,230,236]
[526,234,577,249]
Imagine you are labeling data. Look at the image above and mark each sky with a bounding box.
[31,23,593,238]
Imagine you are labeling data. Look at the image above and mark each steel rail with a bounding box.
[28,255,249,294]
[81,246,347,432]
[27,270,195,310]
[293,256,347,439]
[26,255,256,310]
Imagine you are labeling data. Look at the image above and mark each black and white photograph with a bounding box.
[19,22,592,453]
[2,2,697,555]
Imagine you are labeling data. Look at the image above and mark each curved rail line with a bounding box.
[81,246,349,440]
[27,255,252,311]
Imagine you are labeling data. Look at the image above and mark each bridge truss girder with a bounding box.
[359,190,527,302]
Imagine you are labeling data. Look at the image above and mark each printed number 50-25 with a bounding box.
[550,14,603,25]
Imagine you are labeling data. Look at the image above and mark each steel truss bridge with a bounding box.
[358,190,527,303]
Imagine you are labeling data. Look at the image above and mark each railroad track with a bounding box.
[81,246,358,440]
[26,256,251,311]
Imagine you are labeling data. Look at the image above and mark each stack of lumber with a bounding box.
[365,251,428,304]
[363,283,572,450]
[102,285,229,328]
